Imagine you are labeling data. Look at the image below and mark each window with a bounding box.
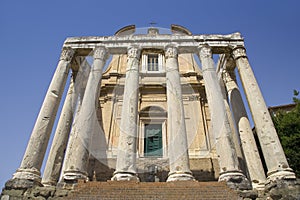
[147,54,159,71]
[144,124,163,157]
[141,52,164,72]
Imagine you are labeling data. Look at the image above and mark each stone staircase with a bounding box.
[64,181,240,200]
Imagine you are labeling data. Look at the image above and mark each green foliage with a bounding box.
[272,90,300,177]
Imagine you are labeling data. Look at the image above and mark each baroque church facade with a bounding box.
[2,25,297,199]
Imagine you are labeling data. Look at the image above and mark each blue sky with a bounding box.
[0,0,299,188]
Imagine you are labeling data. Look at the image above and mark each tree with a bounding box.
[272,90,300,177]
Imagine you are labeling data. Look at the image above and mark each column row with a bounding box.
[9,44,295,189]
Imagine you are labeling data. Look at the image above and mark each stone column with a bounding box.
[42,73,76,186]
[7,47,74,188]
[59,59,90,182]
[217,68,246,175]
[232,46,296,181]
[63,46,108,183]
[165,45,194,182]
[198,45,249,189]
[112,46,141,181]
[223,68,266,189]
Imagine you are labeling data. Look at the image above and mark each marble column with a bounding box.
[63,46,108,183]
[59,59,91,182]
[165,45,194,181]
[42,73,76,186]
[217,68,246,176]
[198,45,249,189]
[232,46,296,181]
[8,47,74,187]
[223,68,266,189]
[112,46,141,181]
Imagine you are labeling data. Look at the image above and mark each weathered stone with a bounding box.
[233,46,296,182]
[198,45,250,190]
[112,46,141,181]
[165,45,194,181]
[63,46,108,182]
[3,25,298,199]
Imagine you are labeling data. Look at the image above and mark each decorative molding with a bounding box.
[232,46,247,60]
[60,47,74,61]
[93,46,109,60]
[198,45,212,60]
[165,46,178,59]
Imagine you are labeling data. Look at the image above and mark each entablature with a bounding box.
[63,33,244,56]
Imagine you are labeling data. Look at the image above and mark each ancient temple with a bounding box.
[2,25,298,199]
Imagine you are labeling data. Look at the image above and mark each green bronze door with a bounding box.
[144,124,162,157]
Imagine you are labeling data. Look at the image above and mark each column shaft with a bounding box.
[42,73,76,186]
[11,47,74,186]
[165,46,194,181]
[223,69,266,189]
[198,46,249,189]
[218,70,246,174]
[112,46,141,181]
[59,60,90,182]
[63,46,108,182]
[233,47,295,181]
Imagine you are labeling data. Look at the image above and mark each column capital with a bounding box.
[165,45,178,59]
[127,46,141,59]
[93,46,109,60]
[222,69,236,86]
[60,47,74,61]
[198,45,212,60]
[232,46,247,60]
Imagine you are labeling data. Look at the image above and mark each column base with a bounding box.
[41,180,56,187]
[219,171,251,190]
[167,171,195,182]
[63,170,88,184]
[5,168,42,189]
[251,180,266,190]
[111,172,140,181]
[267,168,296,182]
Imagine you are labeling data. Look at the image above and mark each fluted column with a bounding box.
[112,46,141,181]
[7,47,74,188]
[63,46,108,183]
[198,45,249,189]
[223,68,266,189]
[165,45,194,182]
[42,73,77,186]
[232,46,296,181]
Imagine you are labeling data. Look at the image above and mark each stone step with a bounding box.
[65,181,240,200]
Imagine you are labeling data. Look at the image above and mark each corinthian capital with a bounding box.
[222,69,236,84]
[232,46,247,60]
[165,46,178,59]
[198,45,212,60]
[60,47,74,61]
[127,46,141,59]
[93,46,109,60]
